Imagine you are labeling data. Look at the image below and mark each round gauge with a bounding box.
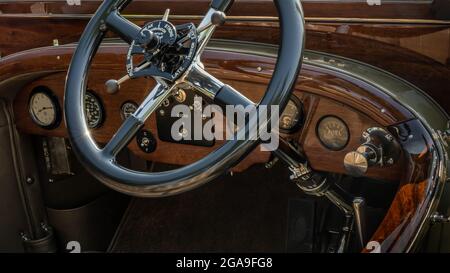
[29,87,60,129]
[121,101,138,120]
[280,97,303,132]
[84,91,104,129]
[317,116,350,151]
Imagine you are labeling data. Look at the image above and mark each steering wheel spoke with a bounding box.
[102,83,173,158]
[184,63,223,100]
[184,63,254,109]
[102,115,143,158]
[105,11,141,44]
[194,8,227,62]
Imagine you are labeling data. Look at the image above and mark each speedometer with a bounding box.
[84,91,104,129]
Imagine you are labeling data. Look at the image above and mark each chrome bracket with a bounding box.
[430,212,450,224]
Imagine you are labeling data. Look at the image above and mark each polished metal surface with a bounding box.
[344,151,369,177]
[184,63,224,100]
[132,83,174,122]
[195,8,219,63]
[353,197,368,249]
[102,83,173,158]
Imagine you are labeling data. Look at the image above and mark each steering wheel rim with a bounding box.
[64,0,305,197]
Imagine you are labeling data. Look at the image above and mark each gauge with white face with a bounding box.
[121,101,138,120]
[29,88,59,128]
[317,116,350,151]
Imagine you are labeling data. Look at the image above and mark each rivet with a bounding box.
[256,66,262,72]
[26,177,34,184]
[99,20,107,32]
[162,99,170,107]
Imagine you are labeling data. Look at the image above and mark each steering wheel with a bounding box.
[64,0,305,197]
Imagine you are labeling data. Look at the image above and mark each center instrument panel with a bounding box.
[12,50,407,181]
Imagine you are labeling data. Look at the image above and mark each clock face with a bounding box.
[29,90,58,128]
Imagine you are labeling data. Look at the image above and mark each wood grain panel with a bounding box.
[365,120,436,252]
[300,96,403,181]
[0,0,439,19]
[14,71,270,172]
[10,45,406,180]
[10,52,407,180]
[0,2,448,114]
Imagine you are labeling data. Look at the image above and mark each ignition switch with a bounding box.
[136,129,157,153]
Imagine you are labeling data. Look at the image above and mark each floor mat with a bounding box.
[109,163,311,252]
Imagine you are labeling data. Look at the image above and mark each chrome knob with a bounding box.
[105,79,120,94]
[343,127,401,177]
[344,145,377,177]
[344,151,368,177]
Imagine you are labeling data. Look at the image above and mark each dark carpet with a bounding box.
[109,163,313,253]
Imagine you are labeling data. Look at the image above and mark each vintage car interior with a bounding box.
[0,0,449,253]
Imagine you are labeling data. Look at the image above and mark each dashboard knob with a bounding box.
[105,79,120,94]
[344,127,401,177]
[139,30,160,50]
[344,146,377,177]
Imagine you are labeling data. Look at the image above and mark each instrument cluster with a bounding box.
[28,87,104,130]
[28,86,349,155]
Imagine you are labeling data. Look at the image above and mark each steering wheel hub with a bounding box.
[126,20,198,82]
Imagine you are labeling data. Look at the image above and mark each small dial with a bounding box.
[29,88,59,129]
[317,116,350,151]
[280,97,303,132]
[121,101,138,120]
[84,91,104,129]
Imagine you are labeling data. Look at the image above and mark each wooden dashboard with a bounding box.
[13,45,409,181]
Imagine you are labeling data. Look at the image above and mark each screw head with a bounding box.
[26,177,34,184]
[99,21,107,32]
